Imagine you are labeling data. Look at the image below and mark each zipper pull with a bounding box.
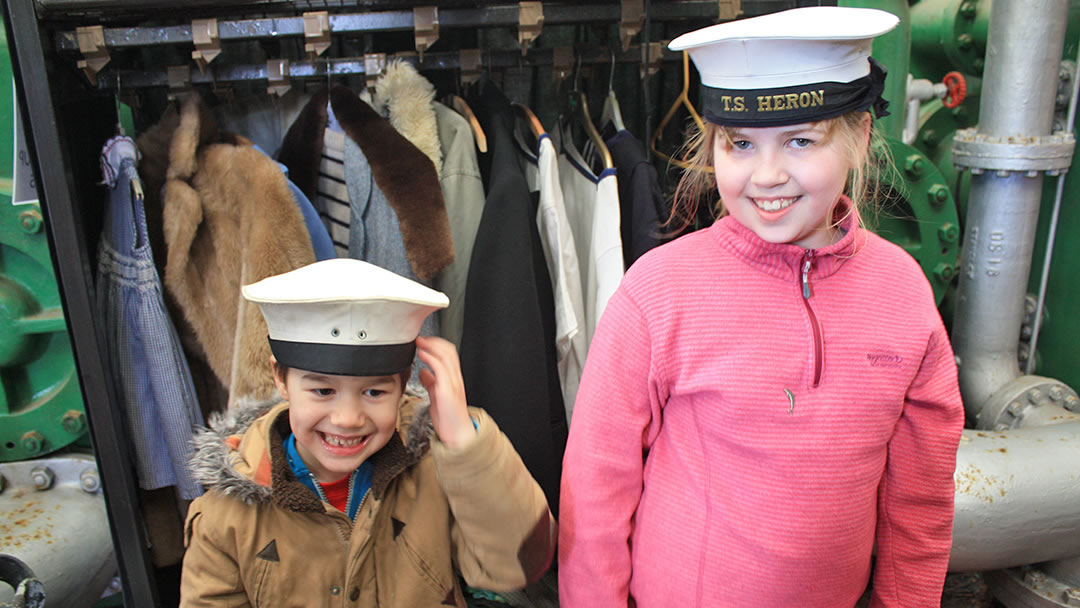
[801,251,813,300]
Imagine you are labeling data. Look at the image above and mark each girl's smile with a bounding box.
[712,119,869,249]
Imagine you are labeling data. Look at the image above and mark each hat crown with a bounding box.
[669,7,899,90]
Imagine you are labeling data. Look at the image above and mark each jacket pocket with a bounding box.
[250,556,276,607]
[398,531,452,600]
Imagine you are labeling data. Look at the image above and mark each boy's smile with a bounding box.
[273,364,404,483]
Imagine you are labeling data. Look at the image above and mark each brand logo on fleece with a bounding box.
[866,351,903,368]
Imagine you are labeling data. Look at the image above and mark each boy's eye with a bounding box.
[363,388,387,398]
[312,388,335,397]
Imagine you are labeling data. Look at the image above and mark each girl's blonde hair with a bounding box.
[666,111,894,237]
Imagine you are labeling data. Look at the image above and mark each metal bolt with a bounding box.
[973,58,985,72]
[1024,568,1047,587]
[1018,343,1031,362]
[80,468,101,493]
[970,167,984,175]
[1065,395,1080,411]
[1007,401,1024,416]
[959,1,976,18]
[1026,170,1040,178]
[928,184,950,206]
[938,223,959,244]
[1058,94,1069,108]
[21,431,44,455]
[18,210,42,235]
[30,466,54,490]
[61,410,86,434]
[1020,324,1033,340]
[1064,588,1080,606]
[1049,387,1065,402]
[934,263,956,283]
[1027,389,1044,404]
[920,129,940,147]
[996,170,1012,177]
[904,154,925,178]
[957,34,974,50]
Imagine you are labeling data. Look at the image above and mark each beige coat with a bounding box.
[180,395,555,607]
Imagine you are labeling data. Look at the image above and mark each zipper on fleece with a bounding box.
[800,250,824,388]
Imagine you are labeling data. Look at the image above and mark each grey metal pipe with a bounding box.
[949,422,1080,572]
[951,0,1070,420]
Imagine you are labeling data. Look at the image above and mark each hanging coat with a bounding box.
[462,79,567,517]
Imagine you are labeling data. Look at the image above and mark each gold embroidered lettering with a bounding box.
[757,95,772,112]
[721,96,733,111]
[811,90,825,106]
[772,95,786,111]
[733,96,746,112]
[799,92,811,107]
[785,93,800,109]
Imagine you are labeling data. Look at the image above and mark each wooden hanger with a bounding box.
[447,94,488,153]
[599,50,626,132]
[650,51,712,173]
[512,102,546,139]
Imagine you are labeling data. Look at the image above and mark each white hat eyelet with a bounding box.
[358,330,367,340]
[330,328,340,337]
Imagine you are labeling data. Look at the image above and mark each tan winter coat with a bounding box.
[180,394,555,607]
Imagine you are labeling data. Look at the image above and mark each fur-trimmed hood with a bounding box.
[278,85,453,281]
[189,392,435,509]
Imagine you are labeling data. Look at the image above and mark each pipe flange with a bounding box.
[976,375,1080,431]
[952,128,1075,174]
[986,566,1079,607]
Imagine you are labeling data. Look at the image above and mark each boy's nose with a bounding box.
[330,400,368,428]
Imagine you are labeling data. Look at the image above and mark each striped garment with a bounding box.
[559,207,964,607]
[316,127,350,257]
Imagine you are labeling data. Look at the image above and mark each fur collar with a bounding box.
[189,392,435,509]
[372,60,442,180]
[277,86,454,281]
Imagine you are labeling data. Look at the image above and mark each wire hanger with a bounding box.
[567,51,613,170]
[599,48,626,132]
[650,51,712,172]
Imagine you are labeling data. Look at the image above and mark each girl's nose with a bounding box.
[751,152,789,188]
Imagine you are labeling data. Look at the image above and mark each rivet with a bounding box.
[358,330,367,340]
[330,586,341,595]
[331,328,340,337]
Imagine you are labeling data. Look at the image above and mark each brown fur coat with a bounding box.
[137,95,315,406]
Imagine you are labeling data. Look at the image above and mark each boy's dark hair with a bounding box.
[272,359,411,389]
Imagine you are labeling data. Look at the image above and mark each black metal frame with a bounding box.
[0,0,160,605]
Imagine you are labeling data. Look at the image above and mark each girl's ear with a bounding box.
[270,355,289,401]
[859,113,873,156]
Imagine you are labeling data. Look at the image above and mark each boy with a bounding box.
[180,258,555,607]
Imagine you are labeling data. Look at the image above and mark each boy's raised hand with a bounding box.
[416,335,476,449]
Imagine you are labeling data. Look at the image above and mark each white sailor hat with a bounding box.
[669,7,899,127]
[242,258,449,376]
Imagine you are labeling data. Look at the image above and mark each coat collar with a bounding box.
[710,197,866,282]
[277,85,454,281]
[189,393,432,512]
[371,59,443,180]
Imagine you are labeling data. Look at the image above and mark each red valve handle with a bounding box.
[943,71,967,109]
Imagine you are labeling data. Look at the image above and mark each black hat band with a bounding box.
[701,57,889,128]
[269,338,415,377]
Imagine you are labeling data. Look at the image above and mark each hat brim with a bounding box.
[269,338,416,377]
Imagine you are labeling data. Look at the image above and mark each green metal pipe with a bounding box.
[839,0,910,140]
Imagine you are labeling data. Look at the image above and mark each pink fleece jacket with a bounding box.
[559,211,964,607]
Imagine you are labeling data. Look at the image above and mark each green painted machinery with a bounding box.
[0,27,86,462]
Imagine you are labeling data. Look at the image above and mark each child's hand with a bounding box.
[416,335,476,449]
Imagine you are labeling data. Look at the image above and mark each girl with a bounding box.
[558,7,964,608]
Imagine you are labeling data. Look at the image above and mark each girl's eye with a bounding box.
[731,140,753,150]
[790,138,813,148]
[312,388,335,397]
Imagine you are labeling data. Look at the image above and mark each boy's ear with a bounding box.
[270,355,289,401]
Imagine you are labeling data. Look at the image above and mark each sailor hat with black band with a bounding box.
[669,7,899,128]
[242,258,449,377]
